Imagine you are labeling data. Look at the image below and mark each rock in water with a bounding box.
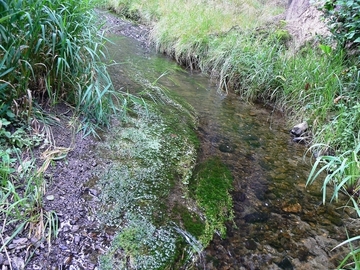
[290,121,308,136]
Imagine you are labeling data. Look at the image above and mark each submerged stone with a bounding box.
[244,212,269,223]
[245,239,257,250]
[282,202,302,213]
[219,143,235,153]
[278,257,293,270]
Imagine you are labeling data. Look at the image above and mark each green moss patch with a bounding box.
[96,84,202,268]
[192,156,234,244]
[172,204,205,239]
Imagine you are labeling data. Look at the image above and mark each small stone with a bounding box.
[290,121,308,136]
[46,195,55,201]
[245,239,257,250]
[89,189,98,196]
[12,238,27,245]
[74,235,81,244]
[71,225,80,232]
[8,244,17,249]
[282,202,302,213]
[219,143,235,153]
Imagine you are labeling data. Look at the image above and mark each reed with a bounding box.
[0,0,123,132]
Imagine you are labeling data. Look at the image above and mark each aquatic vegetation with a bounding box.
[100,214,177,270]
[191,157,234,245]
[97,93,202,268]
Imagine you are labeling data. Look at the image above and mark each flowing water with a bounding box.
[104,29,360,270]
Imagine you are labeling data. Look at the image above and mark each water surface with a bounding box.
[106,33,356,270]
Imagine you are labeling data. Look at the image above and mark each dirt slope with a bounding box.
[285,0,329,51]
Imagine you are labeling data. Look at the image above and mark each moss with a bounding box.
[173,204,205,238]
[191,156,234,244]
[96,84,202,268]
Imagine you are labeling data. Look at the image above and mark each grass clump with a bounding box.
[307,142,360,204]
[0,0,125,134]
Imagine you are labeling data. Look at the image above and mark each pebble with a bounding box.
[46,195,55,201]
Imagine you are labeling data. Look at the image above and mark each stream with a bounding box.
[103,16,360,270]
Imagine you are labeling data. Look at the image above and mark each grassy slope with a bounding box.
[105,0,358,153]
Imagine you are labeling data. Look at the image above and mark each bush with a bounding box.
[322,0,360,47]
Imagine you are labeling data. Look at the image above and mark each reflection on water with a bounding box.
[106,34,357,270]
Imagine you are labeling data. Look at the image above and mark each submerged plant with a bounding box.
[191,157,234,245]
[100,214,177,270]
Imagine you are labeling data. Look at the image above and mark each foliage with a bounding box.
[321,0,360,46]
[0,149,15,185]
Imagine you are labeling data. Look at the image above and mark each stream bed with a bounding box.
[101,13,360,270]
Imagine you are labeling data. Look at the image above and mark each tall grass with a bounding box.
[0,0,124,131]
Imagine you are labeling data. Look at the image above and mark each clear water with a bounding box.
[106,34,353,269]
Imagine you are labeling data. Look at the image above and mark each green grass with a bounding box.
[306,142,360,204]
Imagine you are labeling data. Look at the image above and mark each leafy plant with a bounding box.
[322,0,360,46]
[0,149,15,186]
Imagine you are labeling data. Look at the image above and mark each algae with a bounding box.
[191,156,234,245]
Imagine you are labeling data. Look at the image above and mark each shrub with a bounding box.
[322,0,360,47]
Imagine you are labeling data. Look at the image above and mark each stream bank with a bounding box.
[13,9,360,270]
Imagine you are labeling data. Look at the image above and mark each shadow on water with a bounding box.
[106,33,358,269]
